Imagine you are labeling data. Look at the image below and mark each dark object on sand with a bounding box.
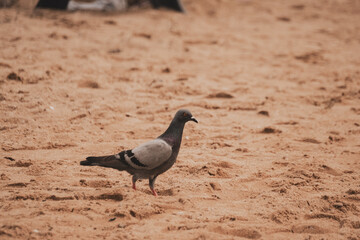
[150,0,185,12]
[35,0,186,12]
[36,0,70,9]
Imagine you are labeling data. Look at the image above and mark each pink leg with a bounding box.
[149,175,158,196]
[132,176,137,191]
[150,188,158,196]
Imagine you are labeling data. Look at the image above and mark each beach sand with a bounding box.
[1,0,360,239]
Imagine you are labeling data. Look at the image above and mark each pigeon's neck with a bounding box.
[159,119,185,148]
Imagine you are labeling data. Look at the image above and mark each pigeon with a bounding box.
[80,109,198,196]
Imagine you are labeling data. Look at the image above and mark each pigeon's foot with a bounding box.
[150,188,158,196]
[132,175,138,191]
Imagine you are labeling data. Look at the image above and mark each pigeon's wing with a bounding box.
[124,139,172,170]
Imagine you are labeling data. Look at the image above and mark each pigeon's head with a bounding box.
[175,109,198,124]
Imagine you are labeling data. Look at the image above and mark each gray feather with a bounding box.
[127,139,172,169]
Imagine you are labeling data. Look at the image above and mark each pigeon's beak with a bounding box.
[190,117,198,123]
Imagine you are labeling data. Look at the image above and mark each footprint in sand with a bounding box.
[212,226,261,239]
[78,80,100,89]
[291,224,329,234]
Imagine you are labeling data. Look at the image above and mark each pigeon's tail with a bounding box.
[80,154,127,170]
[80,156,113,166]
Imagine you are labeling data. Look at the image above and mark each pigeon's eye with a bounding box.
[183,112,188,117]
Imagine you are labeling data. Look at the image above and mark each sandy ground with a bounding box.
[1,0,360,239]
